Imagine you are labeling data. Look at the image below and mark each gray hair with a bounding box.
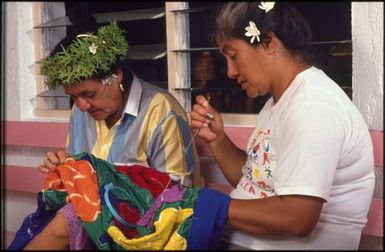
[215,2,249,40]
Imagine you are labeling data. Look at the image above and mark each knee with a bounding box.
[45,213,70,240]
[24,213,69,250]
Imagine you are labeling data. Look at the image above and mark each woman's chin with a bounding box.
[246,90,260,99]
[89,111,105,121]
[246,89,268,99]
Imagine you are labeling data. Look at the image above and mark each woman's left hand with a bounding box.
[190,95,225,143]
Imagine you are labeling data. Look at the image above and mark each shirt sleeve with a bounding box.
[273,104,345,201]
[141,93,197,182]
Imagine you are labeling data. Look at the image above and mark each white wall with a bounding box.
[5,2,36,121]
[3,2,65,235]
[352,3,383,249]
[352,2,384,131]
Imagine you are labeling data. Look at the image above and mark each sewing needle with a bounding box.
[185,96,212,153]
[185,128,200,152]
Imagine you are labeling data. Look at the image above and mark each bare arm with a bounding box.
[228,195,324,237]
[190,95,246,186]
[208,132,246,186]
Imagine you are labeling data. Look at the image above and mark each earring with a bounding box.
[119,83,124,92]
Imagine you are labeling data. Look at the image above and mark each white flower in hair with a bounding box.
[89,43,98,55]
[259,2,275,13]
[245,21,261,44]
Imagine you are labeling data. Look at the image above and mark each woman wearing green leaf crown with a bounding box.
[23,6,197,250]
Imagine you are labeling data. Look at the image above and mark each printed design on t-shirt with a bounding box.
[241,128,274,198]
[253,166,261,178]
[240,179,256,195]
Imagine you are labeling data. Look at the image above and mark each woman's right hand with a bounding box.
[37,149,70,174]
[190,95,225,143]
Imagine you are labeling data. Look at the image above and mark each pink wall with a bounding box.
[5,121,68,148]
[370,130,383,167]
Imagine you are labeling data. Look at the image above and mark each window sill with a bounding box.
[31,110,256,126]
[222,113,258,127]
[33,109,71,122]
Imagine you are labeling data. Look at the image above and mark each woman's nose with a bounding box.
[75,97,91,112]
[226,61,239,79]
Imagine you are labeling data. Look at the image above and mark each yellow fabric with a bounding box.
[160,115,188,176]
[138,93,173,161]
[138,93,190,177]
[91,120,120,160]
[107,207,192,250]
[164,227,188,250]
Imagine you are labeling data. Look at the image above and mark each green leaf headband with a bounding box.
[40,20,129,90]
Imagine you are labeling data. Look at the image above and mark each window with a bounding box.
[292,2,352,98]
[33,2,352,125]
[168,2,352,118]
[34,2,168,117]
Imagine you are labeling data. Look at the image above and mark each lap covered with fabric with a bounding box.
[9,152,231,250]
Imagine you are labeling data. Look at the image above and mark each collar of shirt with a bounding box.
[122,74,142,118]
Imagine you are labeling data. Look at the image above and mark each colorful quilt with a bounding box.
[8,152,230,250]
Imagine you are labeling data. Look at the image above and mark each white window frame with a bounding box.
[165,2,258,126]
[33,2,71,120]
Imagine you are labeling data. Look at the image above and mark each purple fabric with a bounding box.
[137,184,185,227]
[58,203,95,250]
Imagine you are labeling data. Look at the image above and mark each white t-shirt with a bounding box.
[226,66,375,250]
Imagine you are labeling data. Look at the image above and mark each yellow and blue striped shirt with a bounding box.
[66,75,196,183]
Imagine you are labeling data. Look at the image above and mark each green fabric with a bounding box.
[76,152,154,250]
[42,190,67,211]
[42,152,202,250]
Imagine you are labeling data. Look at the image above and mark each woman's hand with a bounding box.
[190,95,225,143]
[37,149,70,174]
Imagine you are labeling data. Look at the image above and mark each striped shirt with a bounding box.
[66,75,196,183]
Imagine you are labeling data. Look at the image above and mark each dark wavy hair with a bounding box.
[215,2,315,65]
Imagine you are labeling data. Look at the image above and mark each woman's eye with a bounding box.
[85,92,95,98]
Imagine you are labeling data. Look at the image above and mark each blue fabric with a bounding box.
[107,113,135,162]
[7,192,57,250]
[187,187,231,250]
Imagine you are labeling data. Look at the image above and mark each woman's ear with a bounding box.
[114,67,124,84]
[262,32,277,55]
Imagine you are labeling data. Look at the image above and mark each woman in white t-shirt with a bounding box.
[190,2,375,250]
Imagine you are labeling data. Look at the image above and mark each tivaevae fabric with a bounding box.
[9,152,230,250]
